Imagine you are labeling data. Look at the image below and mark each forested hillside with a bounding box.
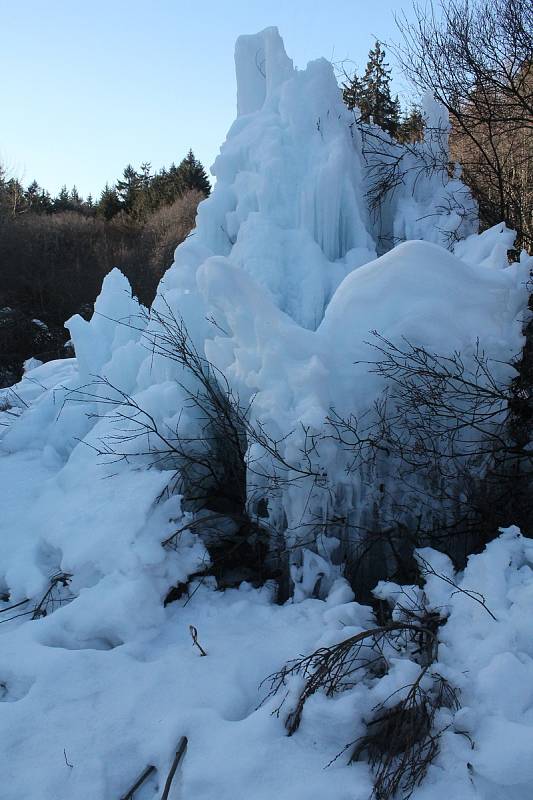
[0,153,210,385]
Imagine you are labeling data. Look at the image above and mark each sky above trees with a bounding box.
[1,0,417,198]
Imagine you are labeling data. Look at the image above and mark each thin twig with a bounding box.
[189,625,207,656]
[416,552,498,621]
[0,598,30,614]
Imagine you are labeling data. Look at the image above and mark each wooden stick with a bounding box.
[161,737,188,800]
[119,764,156,800]
[189,625,207,656]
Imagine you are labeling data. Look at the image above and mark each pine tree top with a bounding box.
[342,41,400,137]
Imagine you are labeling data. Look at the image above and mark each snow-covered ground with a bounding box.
[1,434,532,800]
[1,27,532,799]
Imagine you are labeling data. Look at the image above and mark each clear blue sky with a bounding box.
[1,0,415,199]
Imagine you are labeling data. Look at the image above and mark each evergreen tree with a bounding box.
[175,150,211,196]
[166,162,186,199]
[139,162,152,189]
[25,181,41,212]
[133,162,156,218]
[343,41,400,137]
[342,71,363,112]
[150,166,171,206]
[116,164,141,213]
[53,185,72,213]
[82,194,96,217]
[25,181,53,214]
[38,190,53,214]
[398,105,425,144]
[69,186,83,209]
[97,184,122,220]
[391,94,402,133]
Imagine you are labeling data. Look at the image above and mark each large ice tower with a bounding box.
[163,26,376,329]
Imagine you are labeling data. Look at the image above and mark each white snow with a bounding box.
[1,27,532,800]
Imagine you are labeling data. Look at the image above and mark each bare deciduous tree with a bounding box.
[394,0,533,251]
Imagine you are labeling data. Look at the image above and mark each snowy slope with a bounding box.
[1,27,532,800]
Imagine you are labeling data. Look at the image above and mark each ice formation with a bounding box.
[1,27,532,800]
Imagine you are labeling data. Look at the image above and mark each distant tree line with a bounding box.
[0,151,210,386]
[0,150,210,222]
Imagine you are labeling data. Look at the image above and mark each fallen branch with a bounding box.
[119,764,156,800]
[161,736,188,800]
[261,622,436,735]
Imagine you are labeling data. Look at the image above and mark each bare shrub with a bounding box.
[0,210,145,322]
[0,571,73,626]
[260,598,458,800]
[65,305,289,595]
[326,332,533,576]
[143,189,203,282]
[64,307,531,600]
[351,673,459,800]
